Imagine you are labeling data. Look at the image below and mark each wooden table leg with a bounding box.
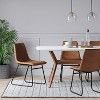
[49,51,58,88]
[49,64,55,82]
[49,63,57,88]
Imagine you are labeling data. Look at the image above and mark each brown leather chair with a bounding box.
[11,43,46,87]
[70,49,100,96]
[60,41,81,82]
[90,41,100,46]
[90,41,100,76]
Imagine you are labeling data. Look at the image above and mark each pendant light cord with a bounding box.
[91,0,92,12]
[71,0,72,12]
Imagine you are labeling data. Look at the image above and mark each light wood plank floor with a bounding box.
[0,78,100,100]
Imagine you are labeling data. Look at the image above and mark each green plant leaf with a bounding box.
[0,19,18,65]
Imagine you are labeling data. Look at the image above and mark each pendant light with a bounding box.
[87,0,96,22]
[67,0,76,22]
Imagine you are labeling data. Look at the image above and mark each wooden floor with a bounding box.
[0,78,100,100]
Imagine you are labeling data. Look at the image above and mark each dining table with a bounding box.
[36,45,100,87]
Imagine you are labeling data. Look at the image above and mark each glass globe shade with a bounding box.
[87,12,96,22]
[67,12,77,22]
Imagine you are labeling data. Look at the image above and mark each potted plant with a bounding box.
[0,19,17,78]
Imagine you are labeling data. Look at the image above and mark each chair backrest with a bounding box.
[63,41,78,47]
[14,43,30,62]
[61,41,81,60]
[79,49,100,72]
[49,51,57,64]
[90,41,100,46]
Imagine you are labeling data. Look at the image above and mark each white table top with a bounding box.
[36,46,100,51]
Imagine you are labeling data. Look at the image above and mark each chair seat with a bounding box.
[70,66,100,73]
[58,59,81,65]
[17,60,47,66]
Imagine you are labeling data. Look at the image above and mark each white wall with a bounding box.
[0,0,100,33]
[0,0,100,77]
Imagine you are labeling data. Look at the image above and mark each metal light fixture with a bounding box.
[87,0,96,22]
[67,0,76,22]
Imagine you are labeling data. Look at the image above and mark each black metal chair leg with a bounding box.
[97,70,100,77]
[88,73,89,80]
[11,65,33,87]
[70,70,83,96]
[79,72,81,79]
[24,66,30,82]
[31,66,33,85]
[42,65,46,84]
[24,66,34,86]
[11,64,46,86]
[60,64,63,82]
[29,65,46,84]
[90,72,100,93]
[80,73,83,96]
[11,64,20,84]
[85,73,90,82]
[70,70,74,92]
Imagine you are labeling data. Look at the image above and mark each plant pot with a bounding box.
[0,65,9,79]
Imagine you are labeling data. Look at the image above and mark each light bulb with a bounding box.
[87,12,96,22]
[67,12,77,22]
